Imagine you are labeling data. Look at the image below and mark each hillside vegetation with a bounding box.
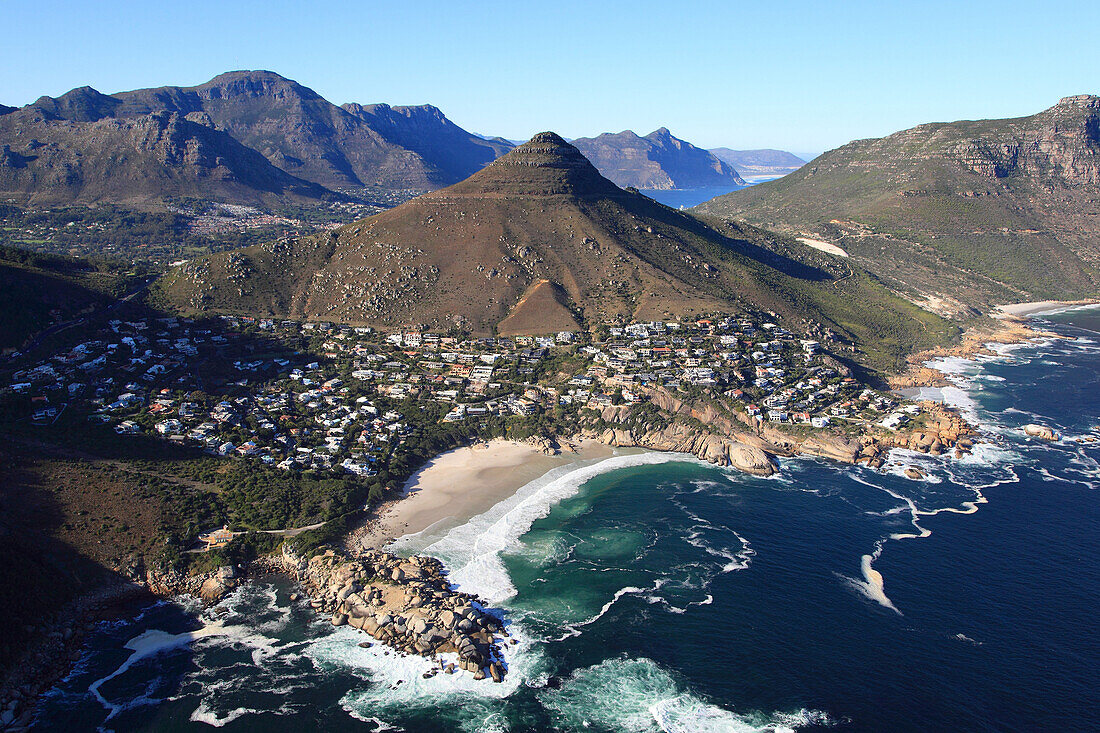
[0,245,149,350]
[156,133,958,377]
[696,95,1100,315]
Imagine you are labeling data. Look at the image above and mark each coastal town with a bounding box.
[3,309,933,491]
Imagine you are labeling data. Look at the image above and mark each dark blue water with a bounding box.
[639,186,747,209]
[34,310,1100,731]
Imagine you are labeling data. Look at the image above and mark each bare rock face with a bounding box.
[797,435,860,463]
[198,566,237,603]
[725,443,775,475]
[292,549,509,682]
[1024,424,1059,441]
[595,422,775,476]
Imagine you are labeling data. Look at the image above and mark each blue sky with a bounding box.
[2,0,1096,158]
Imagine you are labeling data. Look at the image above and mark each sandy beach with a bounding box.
[994,299,1100,317]
[352,438,618,550]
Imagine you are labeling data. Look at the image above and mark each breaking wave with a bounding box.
[539,657,831,732]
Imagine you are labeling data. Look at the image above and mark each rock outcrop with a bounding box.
[584,385,977,476]
[798,434,860,463]
[286,548,509,681]
[1023,424,1059,441]
[591,424,776,476]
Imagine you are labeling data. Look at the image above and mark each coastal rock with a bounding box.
[198,566,238,603]
[798,435,859,463]
[726,443,775,476]
[293,548,507,681]
[1023,424,1058,441]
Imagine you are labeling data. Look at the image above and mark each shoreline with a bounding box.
[993,299,1100,318]
[348,438,619,551]
[889,311,1076,390]
[18,304,1086,722]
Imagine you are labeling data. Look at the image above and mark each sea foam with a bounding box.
[539,657,830,732]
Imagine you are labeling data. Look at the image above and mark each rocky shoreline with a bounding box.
[0,559,265,731]
[284,547,510,682]
[0,327,1004,729]
[889,315,1071,390]
[569,382,978,476]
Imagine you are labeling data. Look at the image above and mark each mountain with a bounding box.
[111,71,510,191]
[0,102,330,206]
[156,132,957,375]
[571,128,746,190]
[709,148,806,179]
[341,102,514,185]
[0,71,513,206]
[696,96,1100,316]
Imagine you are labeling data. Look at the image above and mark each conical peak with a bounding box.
[527,131,568,145]
[444,130,623,197]
[492,131,589,169]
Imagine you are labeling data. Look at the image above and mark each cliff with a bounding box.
[571,127,746,190]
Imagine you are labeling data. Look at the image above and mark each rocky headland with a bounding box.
[889,315,1071,390]
[575,384,977,476]
[285,548,510,682]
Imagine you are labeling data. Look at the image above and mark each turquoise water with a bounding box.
[34,310,1100,731]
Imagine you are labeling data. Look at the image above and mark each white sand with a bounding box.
[355,439,616,549]
[995,300,1100,317]
[797,237,849,258]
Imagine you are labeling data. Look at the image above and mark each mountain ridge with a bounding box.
[0,71,515,206]
[695,95,1100,315]
[571,128,746,190]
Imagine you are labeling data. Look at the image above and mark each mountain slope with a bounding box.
[0,245,146,350]
[709,148,806,178]
[109,71,433,191]
[111,71,508,191]
[571,128,746,190]
[156,133,957,375]
[342,102,513,185]
[2,71,514,205]
[696,96,1100,314]
[0,103,330,206]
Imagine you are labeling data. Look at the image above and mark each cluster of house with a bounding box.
[548,318,891,425]
[4,311,901,479]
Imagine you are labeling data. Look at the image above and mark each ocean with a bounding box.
[33,308,1100,731]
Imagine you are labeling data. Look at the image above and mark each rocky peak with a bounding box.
[497,131,586,165]
[30,86,121,122]
[393,104,448,122]
[196,70,321,102]
[1056,94,1100,110]
[447,131,622,197]
[647,127,686,150]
